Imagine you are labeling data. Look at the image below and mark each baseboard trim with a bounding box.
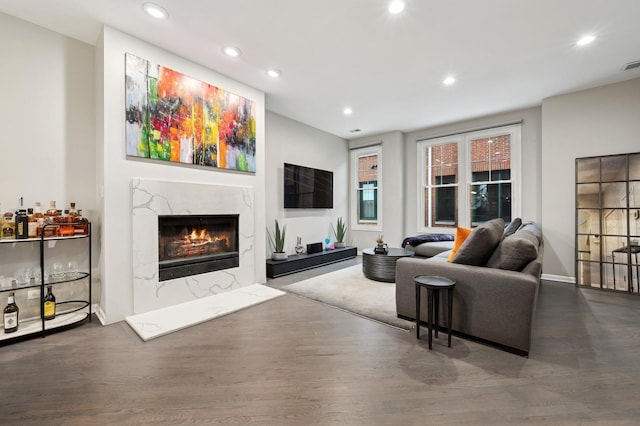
[541,273,575,284]
[94,304,107,325]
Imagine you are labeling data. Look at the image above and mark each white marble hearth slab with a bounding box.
[125,284,285,341]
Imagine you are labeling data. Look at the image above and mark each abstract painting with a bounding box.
[125,53,256,172]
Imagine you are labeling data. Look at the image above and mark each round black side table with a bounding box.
[414,275,456,349]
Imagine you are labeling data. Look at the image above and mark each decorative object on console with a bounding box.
[295,237,304,255]
[306,242,323,254]
[267,220,287,260]
[124,53,256,173]
[333,217,347,248]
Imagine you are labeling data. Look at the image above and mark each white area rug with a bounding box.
[126,284,285,341]
[282,265,414,331]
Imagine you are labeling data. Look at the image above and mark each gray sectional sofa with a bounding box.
[395,219,543,356]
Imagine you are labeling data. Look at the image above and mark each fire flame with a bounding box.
[186,228,212,243]
[183,228,228,247]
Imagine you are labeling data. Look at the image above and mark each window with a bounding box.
[470,134,512,225]
[418,125,520,231]
[359,181,377,221]
[351,145,382,230]
[425,142,459,227]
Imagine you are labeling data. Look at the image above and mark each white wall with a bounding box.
[97,27,266,324]
[403,107,542,238]
[348,132,405,250]
[541,77,640,281]
[0,13,97,314]
[265,111,348,254]
[0,12,96,230]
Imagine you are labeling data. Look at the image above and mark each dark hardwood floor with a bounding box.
[2,258,640,425]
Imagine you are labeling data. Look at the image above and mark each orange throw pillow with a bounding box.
[447,226,472,262]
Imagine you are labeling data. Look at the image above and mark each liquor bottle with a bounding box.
[43,286,56,320]
[2,211,15,240]
[27,208,38,238]
[44,201,60,237]
[15,209,28,239]
[33,202,45,236]
[45,201,59,220]
[3,291,19,333]
[74,209,88,235]
[68,202,78,222]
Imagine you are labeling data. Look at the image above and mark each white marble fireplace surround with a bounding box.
[131,178,256,315]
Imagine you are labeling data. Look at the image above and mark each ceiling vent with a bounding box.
[622,60,640,71]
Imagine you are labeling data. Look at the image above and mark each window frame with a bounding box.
[417,124,521,232]
[351,145,383,232]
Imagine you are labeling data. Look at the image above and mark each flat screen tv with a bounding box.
[284,163,333,208]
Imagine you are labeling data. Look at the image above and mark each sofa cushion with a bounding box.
[503,218,522,237]
[487,231,539,271]
[412,240,455,257]
[447,226,472,261]
[451,218,504,266]
[517,222,542,244]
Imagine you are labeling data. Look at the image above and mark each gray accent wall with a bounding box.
[265,111,349,256]
[541,77,640,281]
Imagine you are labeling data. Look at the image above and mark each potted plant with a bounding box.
[267,219,287,260]
[333,217,347,248]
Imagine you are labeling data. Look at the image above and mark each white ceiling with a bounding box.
[1,0,639,139]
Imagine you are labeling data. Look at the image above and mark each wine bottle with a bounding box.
[3,291,19,333]
[44,285,56,320]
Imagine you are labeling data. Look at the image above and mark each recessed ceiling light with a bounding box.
[349,128,361,133]
[443,76,456,86]
[576,34,596,46]
[143,3,168,19]
[388,0,406,14]
[343,107,353,115]
[266,69,282,78]
[223,46,242,58]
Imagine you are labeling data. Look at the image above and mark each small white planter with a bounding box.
[272,252,288,261]
[334,241,346,248]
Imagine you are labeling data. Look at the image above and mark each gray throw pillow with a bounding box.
[503,218,522,237]
[451,218,504,266]
[517,222,542,244]
[487,231,539,271]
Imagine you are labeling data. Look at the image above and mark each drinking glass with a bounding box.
[67,260,79,278]
[51,262,65,280]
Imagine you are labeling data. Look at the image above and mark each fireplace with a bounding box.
[158,214,239,281]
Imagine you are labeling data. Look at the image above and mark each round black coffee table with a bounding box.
[362,247,414,282]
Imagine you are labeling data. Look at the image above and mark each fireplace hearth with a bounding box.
[158,214,239,281]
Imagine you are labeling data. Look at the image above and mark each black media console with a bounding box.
[266,246,357,278]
